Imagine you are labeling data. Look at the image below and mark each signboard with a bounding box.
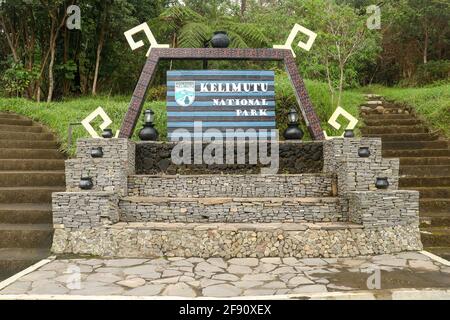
[167,70,276,140]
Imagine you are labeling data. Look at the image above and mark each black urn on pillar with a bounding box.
[210,31,230,48]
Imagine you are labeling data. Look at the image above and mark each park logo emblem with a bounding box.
[175,81,196,107]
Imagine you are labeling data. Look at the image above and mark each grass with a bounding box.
[0,96,165,156]
[0,75,365,156]
[364,83,450,137]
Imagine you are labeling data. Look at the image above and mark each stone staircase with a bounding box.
[360,96,450,260]
[0,112,66,281]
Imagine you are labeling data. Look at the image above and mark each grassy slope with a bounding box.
[366,83,450,137]
[0,76,364,156]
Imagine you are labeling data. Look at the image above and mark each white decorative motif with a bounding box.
[323,106,359,140]
[124,22,169,57]
[81,107,113,138]
[273,23,317,57]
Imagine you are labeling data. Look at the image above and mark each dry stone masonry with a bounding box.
[51,137,423,258]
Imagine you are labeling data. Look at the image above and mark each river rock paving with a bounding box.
[0,252,449,297]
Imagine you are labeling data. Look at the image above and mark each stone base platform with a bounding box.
[52,222,422,259]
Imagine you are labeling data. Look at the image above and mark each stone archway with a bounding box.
[119,48,325,140]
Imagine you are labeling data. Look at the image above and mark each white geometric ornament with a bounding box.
[323,106,359,140]
[124,22,169,57]
[273,23,317,57]
[81,107,113,138]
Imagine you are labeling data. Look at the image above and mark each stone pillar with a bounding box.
[323,138,399,194]
[348,190,420,228]
[323,138,418,231]
[65,139,135,196]
[52,192,119,230]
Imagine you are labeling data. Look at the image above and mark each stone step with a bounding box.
[404,187,450,199]
[0,113,25,119]
[383,149,450,158]
[399,157,450,166]
[361,126,429,134]
[383,141,448,150]
[0,131,54,141]
[420,199,450,214]
[0,224,53,248]
[0,187,64,203]
[0,118,32,126]
[361,109,410,115]
[0,140,59,149]
[421,216,450,228]
[0,149,65,160]
[363,133,439,141]
[423,247,450,261]
[0,124,43,133]
[0,203,52,224]
[128,174,336,198]
[119,196,343,224]
[399,177,450,188]
[364,114,415,120]
[0,159,66,171]
[361,103,401,109]
[400,165,450,177]
[0,171,65,187]
[364,119,422,126]
[0,248,50,281]
[421,227,450,247]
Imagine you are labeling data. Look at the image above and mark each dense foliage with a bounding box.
[0,0,448,103]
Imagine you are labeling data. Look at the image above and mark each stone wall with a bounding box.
[323,138,399,193]
[119,197,344,223]
[52,192,119,230]
[135,141,323,175]
[52,222,423,259]
[65,139,135,196]
[128,174,335,198]
[349,191,420,228]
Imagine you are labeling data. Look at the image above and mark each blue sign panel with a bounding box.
[167,70,276,140]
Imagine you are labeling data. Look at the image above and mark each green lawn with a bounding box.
[0,77,364,156]
[365,83,450,138]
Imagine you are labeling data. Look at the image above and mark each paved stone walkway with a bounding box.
[0,252,449,298]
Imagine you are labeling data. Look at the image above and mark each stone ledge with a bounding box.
[121,196,339,204]
[106,221,363,232]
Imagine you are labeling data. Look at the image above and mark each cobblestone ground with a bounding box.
[1,252,449,298]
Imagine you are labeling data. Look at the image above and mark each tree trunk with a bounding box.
[92,29,105,96]
[423,28,429,64]
[241,0,247,16]
[337,64,345,108]
[47,20,56,103]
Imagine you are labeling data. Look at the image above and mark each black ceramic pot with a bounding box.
[283,124,304,140]
[358,147,371,158]
[375,177,389,189]
[139,125,159,141]
[79,177,93,190]
[344,129,355,138]
[211,31,230,48]
[90,147,104,158]
[102,128,113,139]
